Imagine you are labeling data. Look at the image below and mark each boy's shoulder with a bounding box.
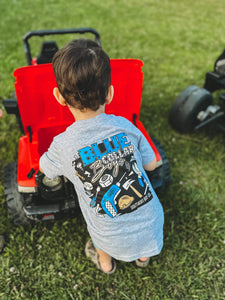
[106,114,134,126]
[52,113,136,144]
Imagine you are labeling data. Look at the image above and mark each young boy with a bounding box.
[39,39,164,274]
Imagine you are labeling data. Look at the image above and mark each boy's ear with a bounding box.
[106,85,114,105]
[53,87,67,106]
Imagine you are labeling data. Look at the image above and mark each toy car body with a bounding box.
[3,28,170,225]
[169,49,225,133]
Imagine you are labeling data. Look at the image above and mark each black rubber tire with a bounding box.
[147,138,170,193]
[169,85,213,133]
[4,162,32,225]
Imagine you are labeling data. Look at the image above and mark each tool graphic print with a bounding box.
[101,172,126,217]
[72,132,153,218]
[123,179,142,198]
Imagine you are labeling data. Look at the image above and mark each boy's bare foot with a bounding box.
[85,239,116,274]
[96,248,114,273]
[135,256,150,268]
[139,257,149,262]
[98,257,114,273]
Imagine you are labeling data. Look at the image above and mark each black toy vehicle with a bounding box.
[3,28,170,225]
[169,49,225,133]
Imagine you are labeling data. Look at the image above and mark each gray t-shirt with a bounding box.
[40,113,164,261]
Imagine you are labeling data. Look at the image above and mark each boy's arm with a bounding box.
[143,156,157,171]
[39,165,44,174]
[39,138,63,179]
[135,126,156,172]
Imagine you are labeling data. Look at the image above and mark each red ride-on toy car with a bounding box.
[169,49,225,133]
[3,28,170,225]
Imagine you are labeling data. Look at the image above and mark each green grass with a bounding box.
[0,0,225,299]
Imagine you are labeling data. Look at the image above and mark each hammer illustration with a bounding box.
[123,179,142,198]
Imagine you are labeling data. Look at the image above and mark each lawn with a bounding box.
[0,0,225,299]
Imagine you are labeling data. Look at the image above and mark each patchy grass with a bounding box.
[0,0,225,299]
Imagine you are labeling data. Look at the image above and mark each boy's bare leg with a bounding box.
[95,248,113,273]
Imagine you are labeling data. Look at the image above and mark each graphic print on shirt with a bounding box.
[72,132,153,218]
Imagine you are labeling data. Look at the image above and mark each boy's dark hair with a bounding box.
[52,39,111,111]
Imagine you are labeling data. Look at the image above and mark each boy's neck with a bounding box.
[68,104,106,121]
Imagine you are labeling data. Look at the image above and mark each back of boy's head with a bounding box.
[52,39,111,111]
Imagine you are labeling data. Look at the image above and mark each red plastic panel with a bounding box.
[14,64,74,138]
[106,59,143,121]
[14,59,160,188]
[14,59,143,138]
[17,136,39,188]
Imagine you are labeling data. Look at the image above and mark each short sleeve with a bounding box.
[137,129,155,166]
[39,138,63,179]
[121,117,156,166]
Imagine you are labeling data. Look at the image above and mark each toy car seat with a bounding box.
[36,41,59,64]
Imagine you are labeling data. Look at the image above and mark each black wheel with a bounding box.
[147,138,170,193]
[4,162,32,225]
[169,85,213,133]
